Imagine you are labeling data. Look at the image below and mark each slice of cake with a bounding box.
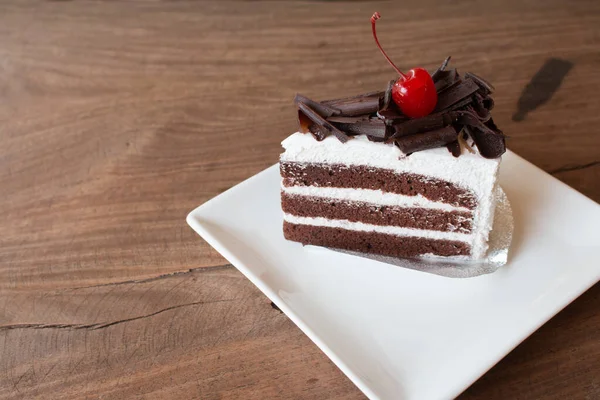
[280,13,506,261]
[281,133,500,260]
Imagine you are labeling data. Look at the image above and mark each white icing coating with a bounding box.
[282,185,471,212]
[280,132,501,259]
[281,133,499,191]
[284,214,473,242]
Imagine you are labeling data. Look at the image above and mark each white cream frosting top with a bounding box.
[281,132,500,192]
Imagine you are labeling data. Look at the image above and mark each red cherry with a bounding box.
[371,12,437,118]
[391,68,438,118]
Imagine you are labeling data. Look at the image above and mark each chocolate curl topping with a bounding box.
[322,90,384,104]
[292,57,505,158]
[431,56,451,80]
[326,115,369,124]
[377,108,407,126]
[395,125,458,154]
[433,69,459,92]
[297,101,350,143]
[464,72,495,95]
[393,112,457,138]
[309,123,329,141]
[298,109,327,141]
[434,78,480,112]
[464,126,505,159]
[381,79,395,111]
[458,131,476,154]
[294,94,341,117]
[485,117,502,133]
[322,92,383,116]
[483,95,495,111]
[471,93,491,122]
[329,117,389,138]
[447,95,475,112]
[459,112,505,158]
[377,79,407,126]
[457,110,499,136]
[446,140,461,157]
[297,109,314,134]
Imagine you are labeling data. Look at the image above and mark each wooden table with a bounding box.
[1,1,599,399]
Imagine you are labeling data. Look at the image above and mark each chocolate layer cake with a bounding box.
[281,15,506,261]
[281,132,500,260]
[281,66,505,260]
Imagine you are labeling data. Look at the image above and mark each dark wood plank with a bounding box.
[0,0,598,399]
[0,267,362,399]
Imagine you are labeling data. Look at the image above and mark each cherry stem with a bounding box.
[371,12,407,79]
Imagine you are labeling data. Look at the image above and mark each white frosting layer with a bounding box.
[282,185,471,212]
[284,214,472,242]
[281,133,500,191]
[280,132,502,259]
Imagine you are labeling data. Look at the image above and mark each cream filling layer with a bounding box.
[281,185,472,213]
[283,213,473,243]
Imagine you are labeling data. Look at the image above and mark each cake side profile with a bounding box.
[281,134,500,260]
[280,12,506,262]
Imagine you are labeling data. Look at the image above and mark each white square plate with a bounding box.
[187,151,600,400]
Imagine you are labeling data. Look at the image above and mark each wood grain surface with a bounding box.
[1,1,599,399]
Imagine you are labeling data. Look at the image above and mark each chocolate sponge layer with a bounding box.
[283,222,470,258]
[280,162,476,209]
[281,193,472,234]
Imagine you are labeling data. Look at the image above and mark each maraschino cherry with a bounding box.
[371,12,437,118]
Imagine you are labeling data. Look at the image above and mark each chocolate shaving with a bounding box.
[292,57,505,158]
[457,110,499,135]
[446,140,461,157]
[464,72,495,95]
[459,112,506,158]
[464,125,505,159]
[447,96,474,111]
[471,93,491,122]
[367,135,387,142]
[378,80,405,125]
[393,112,457,138]
[377,108,406,126]
[322,92,383,116]
[434,78,480,112]
[395,126,458,154]
[298,109,313,134]
[297,102,349,143]
[485,117,501,132]
[326,115,369,124]
[294,94,341,117]
[299,110,327,141]
[330,117,389,138]
[485,117,508,138]
[322,90,384,104]
[431,56,452,80]
[381,80,395,111]
[434,69,459,92]
[482,95,494,111]
[308,123,328,141]
[458,130,475,154]
[367,117,392,139]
